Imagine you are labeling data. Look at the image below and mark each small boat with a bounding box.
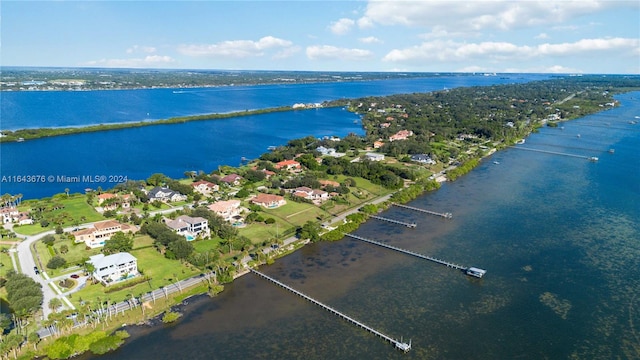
[493,161,500,165]
[608,149,615,154]
[466,267,487,278]
[16,138,24,142]
[589,157,599,162]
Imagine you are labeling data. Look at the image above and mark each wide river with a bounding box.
[83,92,639,359]
[0,74,546,199]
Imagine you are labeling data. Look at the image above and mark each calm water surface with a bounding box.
[87,93,640,359]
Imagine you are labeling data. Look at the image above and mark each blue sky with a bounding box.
[2,1,639,74]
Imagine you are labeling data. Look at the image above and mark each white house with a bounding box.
[147,187,187,202]
[165,215,210,240]
[88,252,138,286]
[365,153,385,161]
[411,154,436,165]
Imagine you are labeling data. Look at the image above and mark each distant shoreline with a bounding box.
[0,104,339,143]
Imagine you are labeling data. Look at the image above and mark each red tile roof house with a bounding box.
[207,200,242,221]
[275,160,302,172]
[219,174,243,186]
[389,130,414,142]
[251,193,286,209]
[191,180,219,195]
[72,220,138,249]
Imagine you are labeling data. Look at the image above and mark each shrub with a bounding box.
[47,255,67,269]
[162,311,181,323]
[42,234,56,246]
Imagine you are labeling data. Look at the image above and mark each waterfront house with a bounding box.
[251,193,286,208]
[207,200,242,221]
[97,193,134,211]
[88,252,138,286]
[164,215,210,240]
[71,220,138,249]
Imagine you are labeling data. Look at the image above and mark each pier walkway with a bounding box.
[250,269,411,352]
[514,146,597,161]
[392,203,452,219]
[346,234,467,271]
[369,215,416,228]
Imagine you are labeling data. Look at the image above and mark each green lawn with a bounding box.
[0,249,14,277]
[34,236,101,277]
[14,195,104,235]
[192,238,223,253]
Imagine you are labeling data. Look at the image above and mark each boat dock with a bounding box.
[514,146,597,161]
[369,215,416,228]
[392,203,453,219]
[345,234,467,271]
[250,269,411,352]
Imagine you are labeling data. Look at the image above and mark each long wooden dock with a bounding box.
[392,203,452,219]
[514,146,597,161]
[250,269,411,352]
[369,215,416,228]
[345,234,467,271]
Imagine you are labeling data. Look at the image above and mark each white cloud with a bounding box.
[419,27,479,40]
[178,36,293,58]
[126,45,157,54]
[306,45,374,61]
[504,65,583,73]
[535,33,549,40]
[329,18,355,35]
[84,55,175,68]
[383,37,639,63]
[359,36,382,44]
[359,1,628,32]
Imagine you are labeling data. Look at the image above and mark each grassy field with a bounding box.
[14,195,105,235]
[34,236,101,277]
[0,249,14,277]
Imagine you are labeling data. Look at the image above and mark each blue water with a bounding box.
[0,74,549,199]
[0,74,547,130]
[85,92,640,359]
[0,107,363,199]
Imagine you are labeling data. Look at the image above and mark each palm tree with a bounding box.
[64,188,70,197]
[48,298,62,313]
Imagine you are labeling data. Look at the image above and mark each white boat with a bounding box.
[589,157,599,162]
